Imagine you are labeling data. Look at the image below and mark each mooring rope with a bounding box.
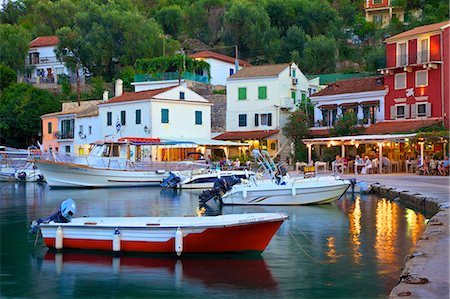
[288,229,326,265]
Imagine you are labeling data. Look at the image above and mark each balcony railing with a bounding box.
[54,130,74,140]
[134,71,209,84]
[25,56,61,66]
[280,97,295,109]
[416,50,429,64]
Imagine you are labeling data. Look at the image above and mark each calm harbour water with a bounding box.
[0,182,426,299]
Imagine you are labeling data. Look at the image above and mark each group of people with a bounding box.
[332,154,391,175]
[417,156,449,176]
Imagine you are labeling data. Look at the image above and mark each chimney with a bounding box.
[115,79,123,97]
[103,90,109,101]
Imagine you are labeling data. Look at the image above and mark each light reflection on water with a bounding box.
[0,182,426,299]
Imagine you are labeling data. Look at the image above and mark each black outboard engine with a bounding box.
[199,176,241,205]
[17,171,27,181]
[30,199,76,234]
[160,172,181,189]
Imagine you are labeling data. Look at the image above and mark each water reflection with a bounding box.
[348,196,362,264]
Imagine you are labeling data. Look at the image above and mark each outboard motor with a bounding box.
[160,172,181,189]
[30,199,76,234]
[17,171,27,181]
[199,176,241,205]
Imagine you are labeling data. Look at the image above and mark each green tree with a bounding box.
[364,46,386,72]
[281,26,306,62]
[0,83,59,148]
[302,35,336,74]
[155,5,184,38]
[283,110,311,162]
[0,24,31,73]
[330,112,364,137]
[0,64,16,91]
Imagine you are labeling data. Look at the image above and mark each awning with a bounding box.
[360,100,379,106]
[214,129,280,140]
[318,104,337,110]
[164,138,249,147]
[339,102,358,108]
[303,133,417,145]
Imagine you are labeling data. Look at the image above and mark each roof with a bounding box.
[213,130,280,140]
[29,36,60,48]
[385,20,450,43]
[363,119,442,135]
[305,73,376,85]
[228,64,290,79]
[190,51,251,67]
[303,133,417,145]
[311,76,385,97]
[99,86,176,105]
[41,105,99,118]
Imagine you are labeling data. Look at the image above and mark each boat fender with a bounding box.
[113,228,121,252]
[175,227,183,256]
[55,226,64,250]
[292,187,296,196]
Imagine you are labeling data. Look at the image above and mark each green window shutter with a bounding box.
[291,91,296,103]
[238,87,247,100]
[107,112,112,126]
[258,86,267,99]
[120,111,126,125]
[135,109,141,124]
[268,113,272,126]
[254,113,259,126]
[292,69,296,78]
[301,93,306,101]
[161,108,169,123]
[195,111,202,125]
[48,122,52,134]
[238,114,247,127]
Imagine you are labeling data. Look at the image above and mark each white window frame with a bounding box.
[397,42,408,67]
[416,103,427,117]
[415,70,428,87]
[417,38,429,64]
[395,104,407,119]
[394,73,406,90]
[260,113,269,126]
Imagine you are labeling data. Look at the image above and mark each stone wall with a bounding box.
[206,94,226,133]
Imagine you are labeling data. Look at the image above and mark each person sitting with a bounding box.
[429,158,437,175]
[371,157,379,173]
[332,155,343,174]
[361,156,372,175]
[354,155,364,174]
[438,157,449,176]
[381,155,391,173]
[233,158,241,169]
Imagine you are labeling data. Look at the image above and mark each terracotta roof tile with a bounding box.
[385,20,450,43]
[190,50,251,67]
[364,119,442,134]
[99,86,176,105]
[214,130,279,140]
[29,36,60,48]
[312,76,385,97]
[41,105,99,118]
[228,64,290,79]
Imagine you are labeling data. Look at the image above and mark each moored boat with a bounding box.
[32,199,287,255]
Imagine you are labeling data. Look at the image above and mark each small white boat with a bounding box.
[161,163,253,189]
[221,150,352,205]
[33,138,205,188]
[0,146,44,182]
[33,200,288,255]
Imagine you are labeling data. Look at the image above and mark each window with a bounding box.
[416,70,428,87]
[395,73,406,89]
[135,109,141,124]
[79,125,83,134]
[373,15,383,24]
[55,67,65,75]
[291,90,296,102]
[65,146,71,153]
[396,105,406,118]
[258,86,267,100]
[397,43,407,66]
[107,112,112,126]
[363,105,377,124]
[36,69,45,77]
[179,92,185,99]
[373,0,382,4]
[238,114,247,127]
[88,126,92,135]
[229,68,234,76]
[195,111,202,125]
[161,108,169,123]
[258,113,272,126]
[292,69,296,78]
[47,122,52,134]
[418,38,429,63]
[238,87,247,100]
[61,119,74,139]
[120,111,126,125]
[417,103,426,117]
[322,109,337,126]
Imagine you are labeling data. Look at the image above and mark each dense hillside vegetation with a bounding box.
[1,0,448,80]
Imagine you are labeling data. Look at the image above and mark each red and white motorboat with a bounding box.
[33,200,287,255]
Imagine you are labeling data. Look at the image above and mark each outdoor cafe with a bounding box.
[301,133,449,175]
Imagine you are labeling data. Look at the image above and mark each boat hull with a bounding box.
[39,213,287,254]
[177,170,252,189]
[34,161,169,188]
[222,178,350,205]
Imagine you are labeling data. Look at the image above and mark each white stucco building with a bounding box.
[190,50,251,86]
[215,63,309,157]
[309,76,387,137]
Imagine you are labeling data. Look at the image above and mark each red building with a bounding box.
[381,20,450,129]
[364,0,405,27]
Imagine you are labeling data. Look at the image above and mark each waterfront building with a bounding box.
[189,50,251,86]
[380,20,450,129]
[364,0,405,27]
[214,63,308,158]
[21,35,86,87]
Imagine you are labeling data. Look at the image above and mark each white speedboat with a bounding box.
[221,150,351,205]
[33,138,204,188]
[0,146,44,182]
[161,163,253,189]
[31,199,288,255]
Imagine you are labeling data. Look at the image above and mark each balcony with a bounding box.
[416,50,429,64]
[54,130,74,140]
[134,71,209,84]
[280,97,295,109]
[397,54,407,67]
[25,56,60,66]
